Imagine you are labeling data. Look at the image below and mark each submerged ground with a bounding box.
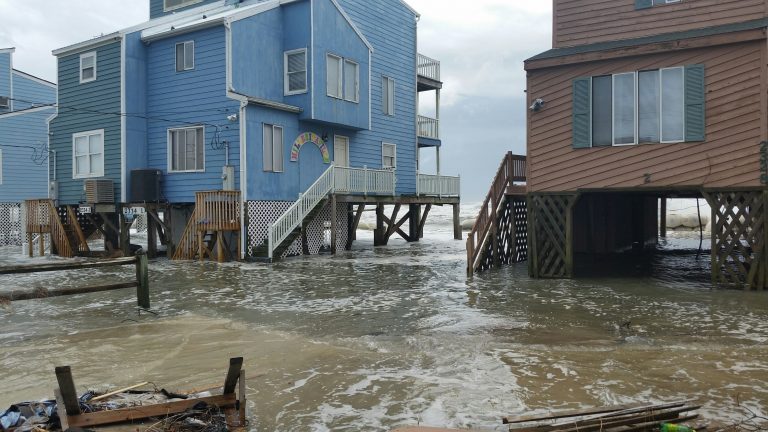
[0,206,766,431]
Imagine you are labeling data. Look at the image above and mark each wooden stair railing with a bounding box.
[66,206,90,254]
[47,200,75,258]
[172,208,199,261]
[171,191,241,262]
[466,152,526,276]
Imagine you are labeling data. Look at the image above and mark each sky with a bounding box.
[0,0,553,201]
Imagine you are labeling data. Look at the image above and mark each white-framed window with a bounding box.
[263,124,284,172]
[344,59,359,103]
[168,126,205,173]
[382,76,395,115]
[327,54,343,99]
[382,143,396,169]
[164,0,203,12]
[73,130,105,179]
[285,49,308,95]
[175,41,195,72]
[80,52,97,84]
[591,67,685,147]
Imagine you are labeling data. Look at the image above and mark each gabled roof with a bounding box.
[329,0,373,52]
[527,18,768,63]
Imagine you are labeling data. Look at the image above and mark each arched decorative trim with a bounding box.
[290,132,331,164]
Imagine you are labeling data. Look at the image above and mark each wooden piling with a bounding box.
[147,208,158,258]
[453,203,462,241]
[136,252,150,309]
[374,204,385,246]
[408,204,420,242]
[660,197,667,238]
[55,366,82,416]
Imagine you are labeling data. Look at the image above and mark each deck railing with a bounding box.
[24,199,52,234]
[467,152,527,275]
[417,173,460,197]
[195,191,241,232]
[417,115,440,140]
[418,53,441,82]
[334,166,396,196]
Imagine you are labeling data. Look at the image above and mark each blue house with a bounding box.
[48,0,457,261]
[0,48,57,246]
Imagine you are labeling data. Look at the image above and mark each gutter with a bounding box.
[53,33,123,57]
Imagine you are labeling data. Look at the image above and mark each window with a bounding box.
[344,60,359,103]
[382,143,396,169]
[587,67,688,147]
[168,126,204,172]
[80,52,97,84]
[636,0,681,9]
[327,54,343,99]
[176,41,195,72]
[164,0,203,12]
[382,76,395,115]
[73,130,104,179]
[285,49,307,95]
[263,124,284,172]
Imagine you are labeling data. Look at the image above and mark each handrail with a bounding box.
[418,53,441,82]
[417,173,460,197]
[268,165,336,259]
[417,115,439,139]
[195,191,241,232]
[46,200,74,258]
[466,152,526,275]
[334,166,396,196]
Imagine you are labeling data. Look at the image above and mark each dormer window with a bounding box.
[176,41,195,72]
[80,52,97,84]
[164,0,203,12]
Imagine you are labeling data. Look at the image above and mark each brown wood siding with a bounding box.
[526,41,765,193]
[554,0,767,48]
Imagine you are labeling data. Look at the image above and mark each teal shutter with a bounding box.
[635,0,653,9]
[684,64,706,142]
[572,77,592,149]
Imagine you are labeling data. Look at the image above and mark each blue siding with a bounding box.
[231,8,286,101]
[336,0,418,195]
[49,41,123,205]
[145,25,240,203]
[149,0,221,19]
[124,32,149,201]
[0,52,10,114]
[282,2,312,111]
[310,0,370,130]
[0,108,54,202]
[11,72,56,110]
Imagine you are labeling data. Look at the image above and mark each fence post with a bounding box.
[135,251,150,309]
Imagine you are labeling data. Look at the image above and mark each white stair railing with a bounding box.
[268,165,335,259]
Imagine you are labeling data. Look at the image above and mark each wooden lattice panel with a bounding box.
[0,203,23,246]
[529,194,578,279]
[704,190,767,290]
[475,195,528,273]
[511,197,528,263]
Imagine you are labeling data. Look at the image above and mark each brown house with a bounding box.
[468,0,768,289]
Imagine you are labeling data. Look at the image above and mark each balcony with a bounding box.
[417,173,460,197]
[417,54,442,92]
[333,166,396,196]
[418,115,439,140]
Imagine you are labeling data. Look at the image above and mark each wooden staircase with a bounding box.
[250,198,329,261]
[172,191,242,262]
[466,152,528,276]
[24,200,94,258]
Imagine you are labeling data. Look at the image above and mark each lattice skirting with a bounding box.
[703,190,768,290]
[529,194,578,279]
[476,195,528,272]
[246,201,349,259]
[0,203,24,246]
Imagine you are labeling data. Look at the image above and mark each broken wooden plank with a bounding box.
[67,394,237,428]
[54,389,70,431]
[0,257,138,275]
[0,282,139,302]
[504,403,643,424]
[223,357,244,395]
[91,382,150,402]
[54,366,81,416]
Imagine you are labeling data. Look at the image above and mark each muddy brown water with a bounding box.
[1,212,767,431]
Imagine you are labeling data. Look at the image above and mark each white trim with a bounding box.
[326,53,343,99]
[382,142,397,169]
[310,0,315,119]
[333,135,350,167]
[72,129,105,179]
[328,0,375,52]
[383,76,395,116]
[284,48,308,95]
[53,33,122,57]
[395,0,420,18]
[239,100,247,258]
[0,105,56,119]
[0,48,16,55]
[8,50,13,111]
[343,58,359,103]
[11,70,57,89]
[164,0,204,13]
[175,40,195,72]
[262,123,284,173]
[120,37,127,202]
[79,52,97,84]
[368,50,372,130]
[167,126,206,173]
[0,149,4,185]
[225,20,233,92]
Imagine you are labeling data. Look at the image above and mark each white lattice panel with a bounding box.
[0,203,23,246]
[247,201,302,258]
[246,200,349,258]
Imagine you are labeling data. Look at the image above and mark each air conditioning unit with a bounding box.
[84,179,115,204]
[130,169,162,202]
[0,96,9,109]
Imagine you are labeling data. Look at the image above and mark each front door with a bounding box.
[334,136,350,192]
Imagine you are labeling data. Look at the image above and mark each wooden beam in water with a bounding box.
[452,203,462,241]
[0,257,138,275]
[418,204,432,239]
[1,282,140,303]
[55,366,82,416]
[223,357,244,395]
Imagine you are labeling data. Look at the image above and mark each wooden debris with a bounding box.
[90,381,150,402]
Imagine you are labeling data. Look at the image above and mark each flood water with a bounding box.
[1,205,767,431]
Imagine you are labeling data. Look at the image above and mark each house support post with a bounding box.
[118,206,131,257]
[453,203,462,241]
[418,204,431,239]
[660,197,667,238]
[147,207,158,259]
[374,204,386,246]
[330,195,338,254]
[408,204,420,242]
[346,204,355,250]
